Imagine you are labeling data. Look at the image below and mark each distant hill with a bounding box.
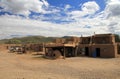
[62,36,73,38]
[0,36,59,44]
[0,35,77,44]
[0,34,120,44]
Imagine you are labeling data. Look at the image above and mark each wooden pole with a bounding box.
[45,47,46,56]
[75,46,78,56]
[42,43,44,52]
[72,47,74,57]
[63,47,66,59]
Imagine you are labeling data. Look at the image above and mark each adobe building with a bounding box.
[78,34,120,58]
[44,33,120,58]
[44,37,80,59]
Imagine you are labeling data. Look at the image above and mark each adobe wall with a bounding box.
[78,44,91,56]
[90,44,118,58]
[92,34,115,44]
[78,44,118,58]
[0,44,7,51]
[117,43,120,54]
[55,38,66,44]
[80,37,91,44]
[0,44,16,51]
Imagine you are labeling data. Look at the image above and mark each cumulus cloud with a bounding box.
[67,0,120,34]
[81,1,100,14]
[103,0,120,33]
[0,15,72,38]
[0,14,107,39]
[0,0,49,16]
[68,1,100,20]
[105,1,120,17]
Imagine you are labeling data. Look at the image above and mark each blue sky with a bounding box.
[47,0,106,10]
[0,0,106,23]
[0,0,120,39]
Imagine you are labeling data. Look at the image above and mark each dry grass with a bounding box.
[0,49,120,79]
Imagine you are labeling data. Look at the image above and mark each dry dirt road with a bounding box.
[0,50,120,79]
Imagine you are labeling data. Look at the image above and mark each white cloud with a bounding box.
[103,0,120,33]
[81,1,100,14]
[64,4,71,11]
[68,1,100,20]
[0,0,49,16]
[0,15,70,38]
[0,14,111,39]
[0,14,107,39]
[105,1,120,17]
[42,0,49,7]
[106,0,120,3]
[67,0,120,34]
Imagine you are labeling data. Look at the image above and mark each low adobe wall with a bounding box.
[0,44,9,51]
[0,44,21,51]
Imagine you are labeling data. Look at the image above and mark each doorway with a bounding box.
[85,47,89,56]
[96,48,100,57]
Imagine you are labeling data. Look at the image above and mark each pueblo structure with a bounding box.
[44,34,120,59]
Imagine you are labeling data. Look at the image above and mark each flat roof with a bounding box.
[45,43,76,48]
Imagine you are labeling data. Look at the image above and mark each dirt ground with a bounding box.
[0,50,120,79]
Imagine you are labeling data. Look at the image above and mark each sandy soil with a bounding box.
[0,50,120,79]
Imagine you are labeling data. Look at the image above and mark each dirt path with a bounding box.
[0,50,120,79]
